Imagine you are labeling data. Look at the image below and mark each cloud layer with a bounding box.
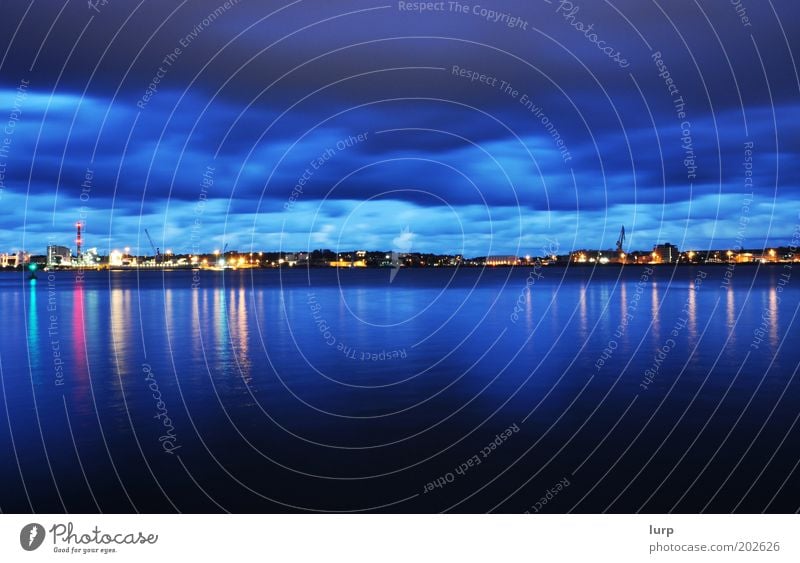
[1,0,798,256]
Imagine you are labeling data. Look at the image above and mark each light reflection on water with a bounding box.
[4,266,798,513]
[16,267,796,409]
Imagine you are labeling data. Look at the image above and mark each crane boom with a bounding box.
[616,225,626,253]
[144,229,162,263]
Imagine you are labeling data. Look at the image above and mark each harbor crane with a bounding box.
[144,229,163,264]
[616,225,626,254]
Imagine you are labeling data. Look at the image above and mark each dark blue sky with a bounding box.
[1,0,798,256]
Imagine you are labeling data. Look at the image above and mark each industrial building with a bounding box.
[46,245,72,267]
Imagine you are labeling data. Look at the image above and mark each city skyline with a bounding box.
[4,226,797,269]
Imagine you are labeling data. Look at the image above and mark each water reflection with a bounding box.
[687,278,698,345]
[1,268,799,513]
[71,279,90,405]
[348,288,364,320]
[164,285,174,334]
[525,284,533,327]
[28,279,39,377]
[110,286,133,375]
[578,284,588,338]
[214,287,229,366]
[726,288,735,344]
[191,287,201,361]
[768,286,779,350]
[231,286,251,383]
[650,281,660,341]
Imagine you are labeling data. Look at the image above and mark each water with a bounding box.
[1,265,798,513]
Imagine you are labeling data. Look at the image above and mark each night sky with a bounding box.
[1,0,798,257]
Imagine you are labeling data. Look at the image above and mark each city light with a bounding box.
[7,229,800,271]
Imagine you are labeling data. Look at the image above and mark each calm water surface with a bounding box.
[1,266,798,513]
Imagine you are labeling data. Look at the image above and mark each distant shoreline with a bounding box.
[2,262,793,274]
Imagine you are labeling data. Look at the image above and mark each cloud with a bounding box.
[1,1,798,255]
[392,226,414,253]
